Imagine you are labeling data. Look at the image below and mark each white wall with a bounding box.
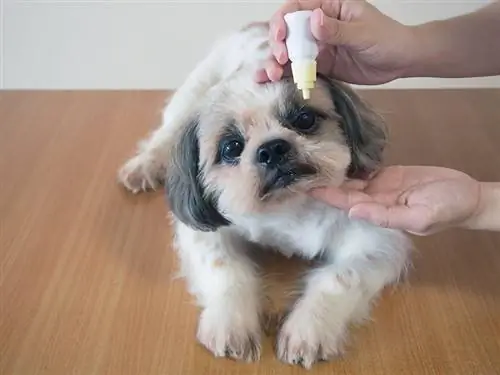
[3,0,500,90]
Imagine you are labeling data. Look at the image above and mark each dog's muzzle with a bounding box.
[257,139,315,196]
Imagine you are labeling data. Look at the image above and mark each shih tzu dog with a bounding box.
[118,22,412,368]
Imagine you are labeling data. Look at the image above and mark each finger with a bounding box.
[271,40,289,65]
[310,8,360,46]
[348,202,433,234]
[292,0,334,13]
[269,0,301,44]
[309,187,373,211]
[367,190,404,206]
[268,14,288,64]
[254,68,270,83]
[340,179,402,206]
[264,59,285,82]
[270,0,335,63]
[271,0,343,40]
[255,61,292,83]
[270,12,287,43]
[341,179,369,191]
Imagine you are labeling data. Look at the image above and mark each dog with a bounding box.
[118,22,412,369]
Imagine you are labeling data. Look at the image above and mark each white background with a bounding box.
[3,0,500,89]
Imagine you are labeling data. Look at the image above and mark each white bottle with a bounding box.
[284,10,319,100]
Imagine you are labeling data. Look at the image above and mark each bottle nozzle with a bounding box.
[291,59,317,100]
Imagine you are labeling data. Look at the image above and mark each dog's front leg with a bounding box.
[175,223,263,362]
[276,227,411,369]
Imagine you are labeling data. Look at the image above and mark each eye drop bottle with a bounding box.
[284,10,319,100]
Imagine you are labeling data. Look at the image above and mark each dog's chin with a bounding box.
[259,164,316,199]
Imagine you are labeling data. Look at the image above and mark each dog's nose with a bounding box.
[256,139,291,167]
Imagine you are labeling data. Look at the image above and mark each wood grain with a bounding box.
[1,90,500,375]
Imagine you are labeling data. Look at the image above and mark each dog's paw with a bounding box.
[117,153,164,193]
[196,307,261,362]
[276,307,345,369]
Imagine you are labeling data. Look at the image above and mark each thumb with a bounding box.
[310,8,360,46]
[348,202,433,235]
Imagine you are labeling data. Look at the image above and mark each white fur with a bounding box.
[118,23,412,368]
[175,196,410,367]
[118,25,271,192]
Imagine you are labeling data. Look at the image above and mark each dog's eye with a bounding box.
[222,139,244,162]
[292,109,317,132]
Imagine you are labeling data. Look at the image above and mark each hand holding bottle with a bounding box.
[256,0,500,85]
[256,1,416,85]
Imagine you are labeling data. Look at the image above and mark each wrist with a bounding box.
[401,21,445,79]
[462,182,500,231]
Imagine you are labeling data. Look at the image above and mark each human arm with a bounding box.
[406,1,500,79]
[309,166,500,235]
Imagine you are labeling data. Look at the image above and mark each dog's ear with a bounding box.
[319,74,388,179]
[165,119,230,232]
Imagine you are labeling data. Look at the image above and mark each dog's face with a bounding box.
[166,74,387,231]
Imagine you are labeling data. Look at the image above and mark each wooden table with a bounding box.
[1,90,500,375]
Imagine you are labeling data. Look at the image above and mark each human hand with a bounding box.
[309,166,483,235]
[256,0,417,85]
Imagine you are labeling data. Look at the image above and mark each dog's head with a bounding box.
[165,74,387,231]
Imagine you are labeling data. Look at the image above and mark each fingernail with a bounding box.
[274,20,286,41]
[254,69,268,83]
[278,51,287,65]
[312,8,324,27]
[275,26,281,41]
[318,9,325,26]
[274,44,287,65]
[268,67,281,82]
